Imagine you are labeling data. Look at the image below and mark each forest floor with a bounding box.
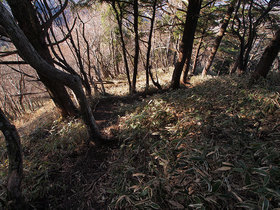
[1,72,280,209]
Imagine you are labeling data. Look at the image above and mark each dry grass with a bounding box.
[93,74,280,209]
[0,100,88,208]
[103,67,173,95]
[13,101,58,137]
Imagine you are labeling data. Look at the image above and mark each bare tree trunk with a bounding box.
[79,15,99,94]
[18,74,26,112]
[250,28,280,81]
[201,0,236,76]
[145,0,158,91]
[0,108,24,209]
[110,31,120,76]
[131,0,140,93]
[171,0,202,89]
[0,2,103,144]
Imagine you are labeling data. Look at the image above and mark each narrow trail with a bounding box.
[93,87,169,133]
[93,95,143,136]
[55,94,145,209]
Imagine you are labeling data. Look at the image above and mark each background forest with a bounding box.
[0,0,280,209]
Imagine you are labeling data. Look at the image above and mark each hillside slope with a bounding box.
[97,75,280,209]
[1,75,280,209]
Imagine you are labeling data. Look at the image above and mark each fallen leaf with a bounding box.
[215,166,232,172]
[132,173,146,177]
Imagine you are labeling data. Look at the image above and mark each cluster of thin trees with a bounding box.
[0,0,280,208]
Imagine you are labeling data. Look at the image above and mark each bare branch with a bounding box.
[47,19,76,47]
[42,0,69,32]
[0,61,28,65]
[5,65,36,79]
[11,91,47,97]
[201,0,216,9]
[0,50,18,58]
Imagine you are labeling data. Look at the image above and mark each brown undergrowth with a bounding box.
[0,73,280,209]
[96,75,280,209]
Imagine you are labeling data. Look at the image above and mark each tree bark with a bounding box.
[201,0,236,76]
[145,0,160,91]
[6,0,78,118]
[131,0,140,93]
[251,28,280,81]
[0,2,103,144]
[170,0,202,89]
[0,108,24,209]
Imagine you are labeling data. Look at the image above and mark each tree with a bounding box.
[144,0,162,91]
[0,2,103,144]
[201,0,237,76]
[0,108,24,209]
[5,0,78,118]
[170,0,202,89]
[230,0,279,75]
[190,28,205,75]
[131,0,140,93]
[250,28,280,81]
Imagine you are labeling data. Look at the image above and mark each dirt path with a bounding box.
[53,95,144,209]
[93,94,145,137]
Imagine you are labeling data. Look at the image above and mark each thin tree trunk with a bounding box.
[171,0,202,89]
[201,0,236,76]
[131,0,140,93]
[145,0,157,91]
[0,108,24,209]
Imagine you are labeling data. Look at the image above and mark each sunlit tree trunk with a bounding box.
[171,0,202,89]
